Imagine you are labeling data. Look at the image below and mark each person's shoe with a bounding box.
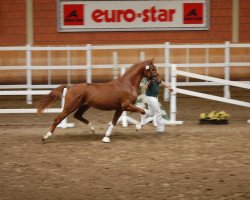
[156,124,166,133]
[156,131,166,134]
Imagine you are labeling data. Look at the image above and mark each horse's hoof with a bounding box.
[136,123,142,131]
[89,123,95,134]
[41,137,47,143]
[43,132,52,140]
[102,137,111,143]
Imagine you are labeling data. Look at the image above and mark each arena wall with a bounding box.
[239,0,250,42]
[2,0,250,45]
[0,0,250,84]
[0,0,26,46]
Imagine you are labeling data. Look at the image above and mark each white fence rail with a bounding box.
[1,41,250,104]
[0,88,74,128]
[170,64,250,124]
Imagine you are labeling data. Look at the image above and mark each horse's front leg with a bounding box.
[123,103,150,131]
[123,103,147,114]
[102,109,123,143]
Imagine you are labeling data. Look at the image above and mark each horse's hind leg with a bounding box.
[74,105,95,133]
[102,109,123,143]
[43,110,71,141]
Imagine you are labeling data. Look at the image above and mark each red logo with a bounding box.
[63,4,84,26]
[183,3,203,24]
[91,7,176,23]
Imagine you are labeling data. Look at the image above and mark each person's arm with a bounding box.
[144,80,150,90]
[160,81,173,92]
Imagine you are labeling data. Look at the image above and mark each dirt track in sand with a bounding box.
[0,87,250,200]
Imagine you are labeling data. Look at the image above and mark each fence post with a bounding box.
[140,51,145,61]
[120,67,128,127]
[66,45,71,84]
[113,51,118,80]
[140,51,146,97]
[59,88,67,129]
[57,88,75,129]
[86,44,92,83]
[47,46,52,85]
[224,41,231,98]
[164,42,170,101]
[139,51,146,95]
[170,64,177,122]
[26,44,32,104]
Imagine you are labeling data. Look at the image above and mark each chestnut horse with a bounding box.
[37,59,161,143]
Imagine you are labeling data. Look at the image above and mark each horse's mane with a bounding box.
[123,59,154,75]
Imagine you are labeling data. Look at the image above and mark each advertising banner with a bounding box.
[57,0,209,32]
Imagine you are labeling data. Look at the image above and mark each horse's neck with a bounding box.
[120,65,144,88]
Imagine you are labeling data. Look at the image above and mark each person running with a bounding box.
[140,77,173,133]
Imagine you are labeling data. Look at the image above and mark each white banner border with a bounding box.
[57,0,210,32]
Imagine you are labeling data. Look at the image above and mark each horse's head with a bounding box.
[143,58,161,83]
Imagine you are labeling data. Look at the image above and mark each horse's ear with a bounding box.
[148,58,155,64]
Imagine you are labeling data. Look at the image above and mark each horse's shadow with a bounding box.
[41,133,101,144]
[41,131,144,144]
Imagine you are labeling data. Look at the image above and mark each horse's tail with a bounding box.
[37,84,67,115]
